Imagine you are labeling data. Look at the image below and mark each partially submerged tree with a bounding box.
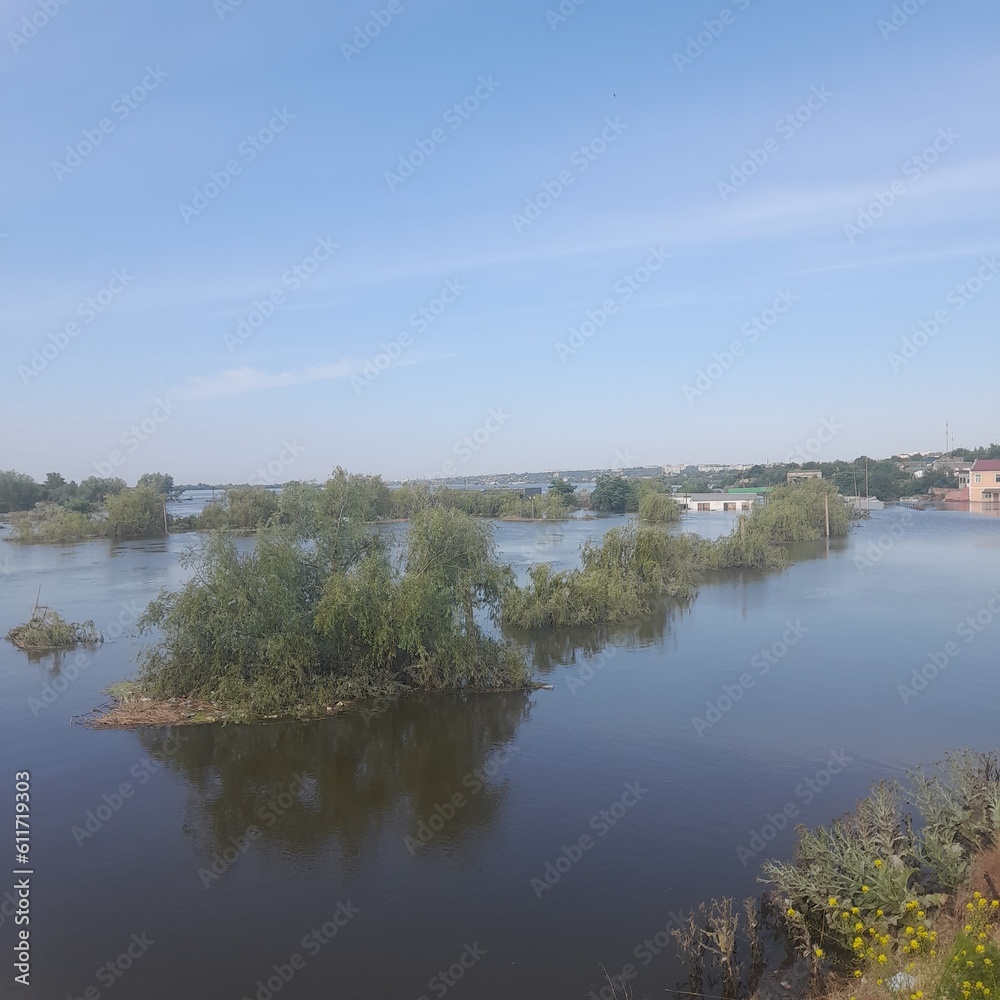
[105,486,166,538]
[405,506,513,639]
[136,508,527,718]
[0,470,43,513]
[591,475,639,513]
[638,491,681,524]
[548,478,578,507]
[137,472,175,496]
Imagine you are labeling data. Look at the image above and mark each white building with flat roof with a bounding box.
[677,493,760,512]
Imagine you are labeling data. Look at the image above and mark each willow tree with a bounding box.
[405,506,513,639]
[638,492,681,524]
[105,486,166,538]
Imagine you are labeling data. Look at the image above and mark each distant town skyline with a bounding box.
[3,0,998,483]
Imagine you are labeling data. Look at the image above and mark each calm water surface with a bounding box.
[1,507,999,999]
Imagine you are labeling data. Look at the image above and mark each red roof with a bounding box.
[944,487,970,502]
[971,459,1000,472]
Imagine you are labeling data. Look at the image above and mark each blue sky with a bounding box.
[3,0,998,483]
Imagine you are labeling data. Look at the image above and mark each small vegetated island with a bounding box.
[80,473,849,725]
[5,604,102,651]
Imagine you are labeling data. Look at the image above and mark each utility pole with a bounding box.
[824,493,830,538]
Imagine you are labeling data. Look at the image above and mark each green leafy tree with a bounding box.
[639,492,681,524]
[679,477,711,493]
[79,476,127,504]
[274,481,322,538]
[42,472,67,499]
[405,507,513,639]
[317,468,392,568]
[548,478,578,507]
[105,486,166,538]
[591,475,639,513]
[0,471,43,513]
[137,472,175,496]
[224,486,280,530]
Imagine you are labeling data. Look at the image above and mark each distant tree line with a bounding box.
[173,471,583,534]
[736,458,956,501]
[1,470,175,542]
[0,470,174,515]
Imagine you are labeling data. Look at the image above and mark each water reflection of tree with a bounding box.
[507,595,692,674]
[134,692,530,869]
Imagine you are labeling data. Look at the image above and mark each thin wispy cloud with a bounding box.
[179,362,359,399]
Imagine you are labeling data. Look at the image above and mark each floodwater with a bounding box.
[1,506,999,999]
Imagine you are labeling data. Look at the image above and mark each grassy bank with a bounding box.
[666,751,1000,1000]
